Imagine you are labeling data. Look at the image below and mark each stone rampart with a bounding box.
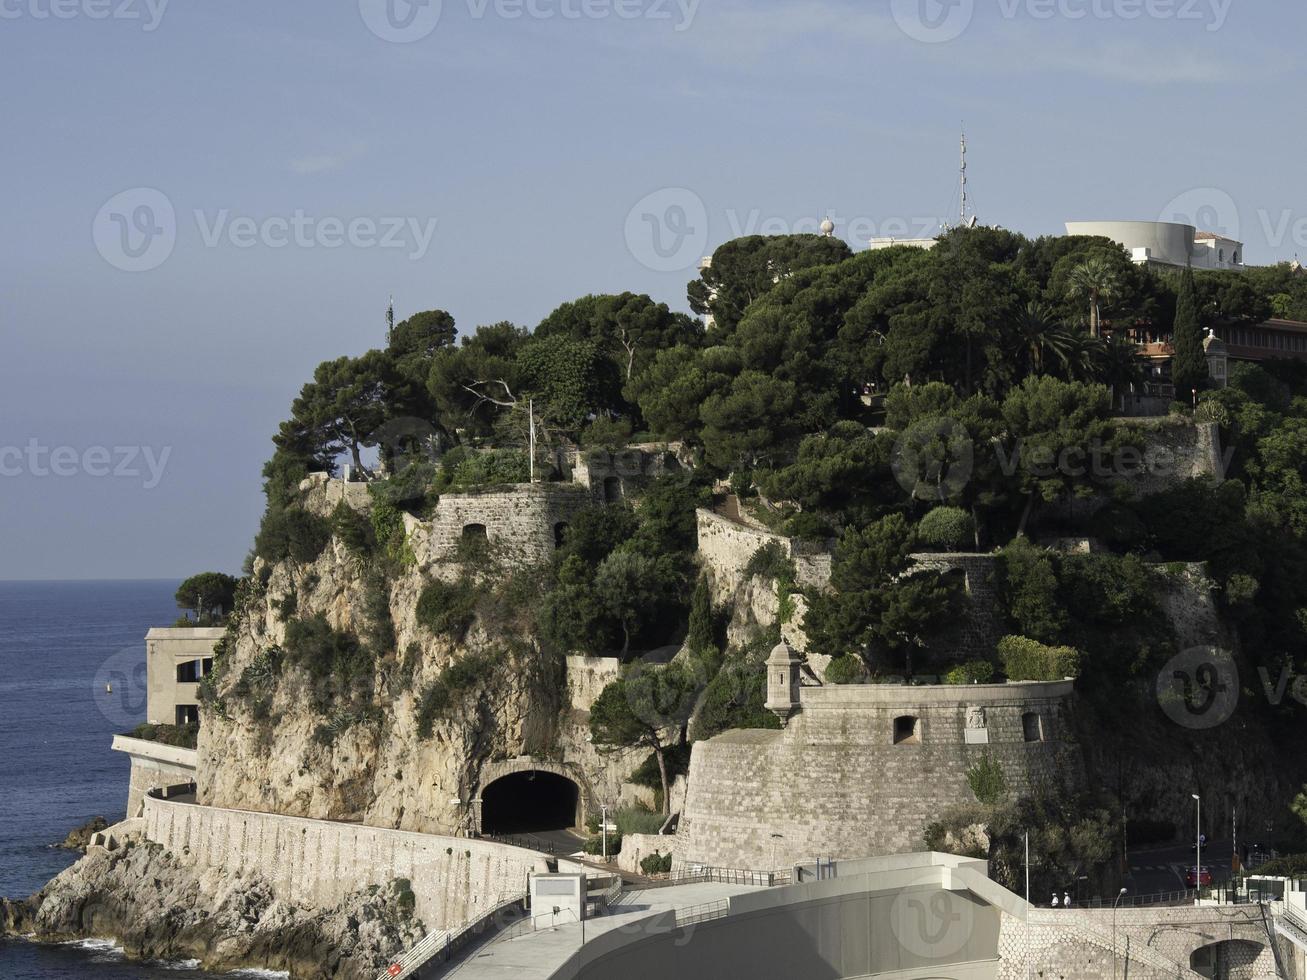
[695,508,832,606]
[907,553,1004,661]
[141,792,550,930]
[111,736,198,818]
[677,681,1078,871]
[1109,418,1225,497]
[409,483,591,570]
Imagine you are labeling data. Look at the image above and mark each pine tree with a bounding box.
[1171,265,1208,399]
[685,574,715,655]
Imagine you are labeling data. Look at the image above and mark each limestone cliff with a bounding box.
[3,840,424,979]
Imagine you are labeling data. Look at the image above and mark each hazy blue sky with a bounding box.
[2,0,1303,580]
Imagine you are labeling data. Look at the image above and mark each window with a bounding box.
[1023,712,1044,742]
[462,523,488,541]
[893,715,920,745]
[175,704,200,726]
[176,659,203,683]
[553,522,569,549]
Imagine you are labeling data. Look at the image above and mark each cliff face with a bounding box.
[4,840,424,980]
[196,475,572,834]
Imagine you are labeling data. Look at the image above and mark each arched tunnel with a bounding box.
[479,770,581,835]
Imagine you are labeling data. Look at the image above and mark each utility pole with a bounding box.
[386,295,395,344]
[959,127,968,226]
[1112,887,1128,980]
[1193,793,1202,905]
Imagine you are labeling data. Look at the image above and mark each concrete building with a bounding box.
[1065,220,1245,271]
[144,627,223,726]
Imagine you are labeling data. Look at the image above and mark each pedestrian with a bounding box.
[1051,893,1059,908]
[1063,891,1072,908]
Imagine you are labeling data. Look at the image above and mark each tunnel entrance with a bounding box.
[480,770,580,835]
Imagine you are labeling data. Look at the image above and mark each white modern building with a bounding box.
[1064,220,1245,271]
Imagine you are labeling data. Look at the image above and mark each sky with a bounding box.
[1,0,1304,580]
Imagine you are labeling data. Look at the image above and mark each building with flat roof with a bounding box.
[144,627,222,726]
[1064,219,1245,271]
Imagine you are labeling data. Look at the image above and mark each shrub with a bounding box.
[640,852,673,874]
[824,655,864,685]
[416,579,478,640]
[255,506,332,564]
[1195,398,1230,427]
[130,722,199,749]
[370,503,414,567]
[944,660,995,685]
[415,649,504,739]
[998,635,1081,681]
[581,417,633,448]
[966,752,1008,805]
[369,461,439,512]
[441,449,529,490]
[1253,854,1307,878]
[331,501,373,555]
[615,806,665,836]
[917,506,975,551]
[283,614,371,684]
[583,832,622,856]
[744,541,795,583]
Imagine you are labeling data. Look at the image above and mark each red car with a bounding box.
[1185,867,1214,887]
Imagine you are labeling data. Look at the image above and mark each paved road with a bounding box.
[1124,838,1236,896]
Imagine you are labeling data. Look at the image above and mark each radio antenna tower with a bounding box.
[959,127,969,226]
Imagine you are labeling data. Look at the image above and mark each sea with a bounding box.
[0,580,285,980]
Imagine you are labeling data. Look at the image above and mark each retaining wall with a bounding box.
[677,681,1079,871]
[695,508,832,606]
[111,735,198,818]
[141,793,550,930]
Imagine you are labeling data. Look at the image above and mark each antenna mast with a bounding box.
[386,295,395,343]
[959,127,968,226]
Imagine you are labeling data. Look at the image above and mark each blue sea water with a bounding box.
[0,580,279,979]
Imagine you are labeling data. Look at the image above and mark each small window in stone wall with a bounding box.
[462,523,488,541]
[603,477,622,503]
[893,715,920,745]
[1023,711,1044,742]
[554,522,569,549]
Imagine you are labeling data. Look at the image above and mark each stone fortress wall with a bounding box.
[695,507,833,604]
[907,553,1005,661]
[1103,417,1225,499]
[676,680,1078,871]
[141,789,550,931]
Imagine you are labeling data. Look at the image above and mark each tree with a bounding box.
[175,572,238,622]
[427,322,529,438]
[917,506,976,551]
[685,575,715,655]
[1171,265,1208,398]
[698,370,799,471]
[1065,255,1123,338]
[593,549,680,655]
[389,309,457,359]
[275,352,390,476]
[589,666,698,814]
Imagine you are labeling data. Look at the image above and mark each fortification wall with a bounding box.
[567,446,682,504]
[907,553,1004,661]
[677,681,1078,871]
[695,508,832,606]
[409,483,591,570]
[111,736,198,818]
[565,655,622,712]
[1109,418,1225,497]
[297,472,373,518]
[141,793,550,930]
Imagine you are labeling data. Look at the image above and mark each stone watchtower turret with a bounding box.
[764,641,803,723]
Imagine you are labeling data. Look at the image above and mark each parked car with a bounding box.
[1185,866,1214,887]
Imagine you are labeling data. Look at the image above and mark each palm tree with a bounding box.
[1014,301,1058,375]
[1095,333,1147,393]
[1066,256,1123,339]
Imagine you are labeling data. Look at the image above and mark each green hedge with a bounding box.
[825,655,864,685]
[943,660,996,685]
[998,635,1081,681]
[917,506,975,551]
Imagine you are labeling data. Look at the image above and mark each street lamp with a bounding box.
[1112,887,1128,980]
[600,803,609,862]
[769,833,784,873]
[1192,793,1202,906]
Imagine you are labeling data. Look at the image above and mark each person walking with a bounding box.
[1051,893,1059,908]
[1063,891,1072,908]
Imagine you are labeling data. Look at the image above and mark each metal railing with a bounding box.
[645,866,789,888]
[373,928,452,980]
[674,899,730,928]
[485,906,580,947]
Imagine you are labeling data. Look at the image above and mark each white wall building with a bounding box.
[1064,220,1245,271]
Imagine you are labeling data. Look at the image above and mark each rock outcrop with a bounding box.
[54,816,108,851]
[4,840,425,980]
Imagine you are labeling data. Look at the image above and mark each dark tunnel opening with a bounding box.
[480,770,580,835]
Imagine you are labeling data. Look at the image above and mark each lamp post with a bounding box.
[601,803,609,862]
[1192,793,1202,906]
[769,833,784,873]
[1112,887,1128,980]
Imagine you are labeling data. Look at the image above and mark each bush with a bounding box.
[283,614,371,685]
[640,852,673,874]
[255,506,332,564]
[130,722,199,749]
[583,832,622,856]
[581,417,633,449]
[415,579,478,640]
[415,649,504,738]
[370,503,414,567]
[944,660,995,685]
[824,655,864,685]
[966,752,1008,805]
[440,449,529,490]
[1253,854,1307,878]
[331,501,373,555]
[998,635,1081,681]
[917,506,975,551]
[615,806,665,836]
[744,541,796,583]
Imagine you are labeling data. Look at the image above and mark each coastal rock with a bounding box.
[7,839,425,980]
[55,815,108,851]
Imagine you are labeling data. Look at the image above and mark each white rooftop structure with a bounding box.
[1065,219,1245,271]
